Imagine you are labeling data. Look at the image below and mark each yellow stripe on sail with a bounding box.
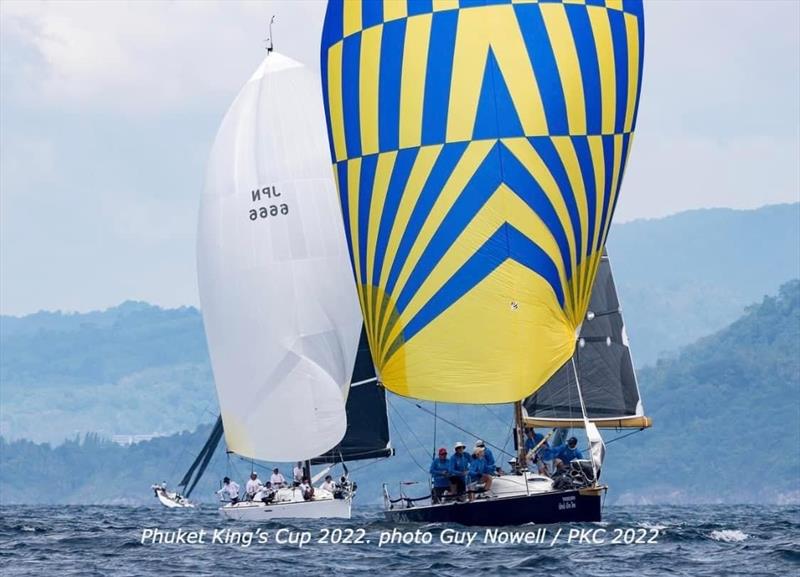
[624,12,640,133]
[383,0,407,22]
[343,0,362,37]
[365,151,397,342]
[432,0,459,11]
[378,141,495,358]
[587,6,616,135]
[551,136,589,314]
[502,137,577,320]
[490,6,549,137]
[347,159,364,307]
[327,42,347,162]
[359,25,382,156]
[374,145,442,353]
[399,14,432,150]
[540,4,587,136]
[381,255,575,402]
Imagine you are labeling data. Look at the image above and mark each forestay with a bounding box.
[197,53,363,461]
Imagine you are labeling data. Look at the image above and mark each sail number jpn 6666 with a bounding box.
[249,186,289,221]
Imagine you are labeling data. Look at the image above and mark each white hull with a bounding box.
[156,491,195,509]
[219,497,351,521]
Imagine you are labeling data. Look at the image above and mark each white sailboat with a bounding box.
[197,47,365,520]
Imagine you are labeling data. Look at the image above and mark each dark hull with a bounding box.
[384,489,601,526]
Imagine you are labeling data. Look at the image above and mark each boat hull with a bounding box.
[220,497,352,521]
[384,489,601,526]
[156,491,194,509]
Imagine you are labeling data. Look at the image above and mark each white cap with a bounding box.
[454,442,465,449]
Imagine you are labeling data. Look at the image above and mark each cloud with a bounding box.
[0,0,327,114]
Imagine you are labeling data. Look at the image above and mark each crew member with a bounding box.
[429,448,451,503]
[245,472,263,501]
[270,467,286,488]
[216,477,240,504]
[448,442,470,500]
[553,437,584,471]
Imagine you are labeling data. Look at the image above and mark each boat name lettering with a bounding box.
[251,186,280,201]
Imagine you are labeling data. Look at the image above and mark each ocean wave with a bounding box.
[709,530,748,542]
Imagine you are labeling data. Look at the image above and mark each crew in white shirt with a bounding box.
[293,462,304,483]
[216,477,240,504]
[245,472,263,501]
[321,475,336,493]
[270,468,286,488]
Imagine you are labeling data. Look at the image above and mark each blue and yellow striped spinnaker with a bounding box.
[321,0,644,404]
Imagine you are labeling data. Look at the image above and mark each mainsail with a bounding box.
[523,252,651,429]
[320,0,645,403]
[197,52,363,462]
[313,326,393,464]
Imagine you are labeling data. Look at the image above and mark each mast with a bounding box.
[514,400,526,467]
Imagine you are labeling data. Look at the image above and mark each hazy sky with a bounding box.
[1,0,798,315]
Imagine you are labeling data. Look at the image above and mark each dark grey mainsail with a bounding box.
[523,252,650,429]
[178,415,224,497]
[312,326,393,464]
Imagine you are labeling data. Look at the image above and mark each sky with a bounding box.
[1,0,798,316]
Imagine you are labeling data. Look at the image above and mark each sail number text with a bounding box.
[249,185,289,221]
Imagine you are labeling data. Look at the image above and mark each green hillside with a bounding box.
[1,281,797,505]
[602,279,800,504]
[608,202,800,363]
[0,203,797,444]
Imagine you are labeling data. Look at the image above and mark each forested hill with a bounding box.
[1,203,797,445]
[1,281,797,505]
[601,280,800,504]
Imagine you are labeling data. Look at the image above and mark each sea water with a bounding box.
[0,504,797,576]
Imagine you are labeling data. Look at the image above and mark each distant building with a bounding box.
[111,433,166,446]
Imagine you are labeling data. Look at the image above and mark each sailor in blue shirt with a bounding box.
[466,447,493,500]
[524,428,551,474]
[552,437,584,471]
[474,440,495,473]
[448,442,470,499]
[429,448,451,503]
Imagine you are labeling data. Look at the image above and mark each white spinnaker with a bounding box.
[197,53,362,462]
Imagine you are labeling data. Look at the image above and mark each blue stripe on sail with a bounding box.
[608,8,628,134]
[372,148,420,286]
[403,225,508,342]
[402,222,563,343]
[565,4,602,136]
[622,0,645,21]
[408,0,433,17]
[515,4,569,136]
[500,141,573,281]
[395,143,503,314]
[379,18,406,153]
[529,137,583,265]
[474,48,525,140]
[632,4,645,132]
[596,135,614,252]
[322,1,343,48]
[362,0,383,29]
[358,154,378,283]
[336,161,356,268]
[572,136,597,258]
[386,142,468,298]
[421,9,457,146]
[506,224,564,307]
[342,33,362,159]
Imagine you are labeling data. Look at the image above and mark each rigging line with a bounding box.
[480,403,512,426]
[387,398,430,458]
[401,397,515,459]
[604,427,646,446]
[387,413,428,475]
